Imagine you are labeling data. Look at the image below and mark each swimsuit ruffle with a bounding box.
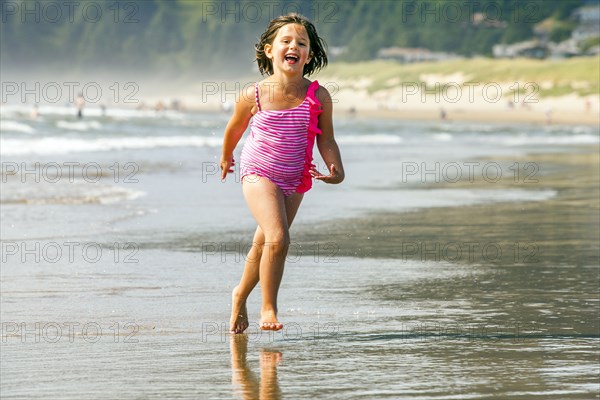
[296,80,322,194]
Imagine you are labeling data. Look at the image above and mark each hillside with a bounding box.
[1,0,595,77]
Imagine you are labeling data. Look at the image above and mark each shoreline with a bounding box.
[339,107,600,126]
[140,98,599,126]
[3,101,598,127]
[172,87,600,126]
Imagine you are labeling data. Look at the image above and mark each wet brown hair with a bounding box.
[255,13,328,77]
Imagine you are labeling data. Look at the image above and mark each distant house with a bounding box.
[493,4,599,59]
[548,39,581,58]
[572,4,600,40]
[587,45,600,55]
[492,41,549,59]
[377,47,459,63]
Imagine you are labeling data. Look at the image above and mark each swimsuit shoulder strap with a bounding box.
[306,80,320,102]
[255,82,261,111]
[306,80,321,105]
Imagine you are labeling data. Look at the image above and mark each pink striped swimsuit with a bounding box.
[240,80,322,196]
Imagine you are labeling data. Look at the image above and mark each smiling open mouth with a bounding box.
[285,54,299,64]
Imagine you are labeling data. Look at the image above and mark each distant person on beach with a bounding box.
[30,104,39,119]
[220,13,344,334]
[545,108,553,125]
[440,107,447,120]
[75,93,85,119]
[154,100,165,113]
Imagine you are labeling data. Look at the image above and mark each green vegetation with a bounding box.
[316,57,600,97]
[549,20,578,42]
[1,0,591,77]
[581,36,600,52]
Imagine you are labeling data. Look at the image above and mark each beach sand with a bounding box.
[175,84,599,126]
[346,107,600,126]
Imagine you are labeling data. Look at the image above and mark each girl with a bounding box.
[220,13,344,334]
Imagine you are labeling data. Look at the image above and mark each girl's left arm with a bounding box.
[310,86,345,184]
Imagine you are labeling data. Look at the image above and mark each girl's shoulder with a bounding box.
[314,82,332,107]
[241,83,256,103]
[233,83,257,116]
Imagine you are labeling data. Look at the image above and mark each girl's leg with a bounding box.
[230,190,304,333]
[230,226,264,334]
[236,226,265,298]
[259,191,303,330]
[241,175,303,330]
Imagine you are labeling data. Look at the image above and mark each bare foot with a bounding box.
[230,286,249,334]
[260,309,283,331]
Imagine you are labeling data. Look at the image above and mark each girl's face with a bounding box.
[265,23,312,75]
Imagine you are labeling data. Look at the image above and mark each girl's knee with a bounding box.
[252,242,265,258]
[264,230,290,250]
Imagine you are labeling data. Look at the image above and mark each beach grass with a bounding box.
[317,57,600,97]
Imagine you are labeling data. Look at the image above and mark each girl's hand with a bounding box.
[220,155,235,180]
[310,163,343,184]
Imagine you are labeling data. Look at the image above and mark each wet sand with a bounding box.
[285,148,600,344]
[293,147,599,267]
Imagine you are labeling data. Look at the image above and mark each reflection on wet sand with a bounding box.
[230,335,282,400]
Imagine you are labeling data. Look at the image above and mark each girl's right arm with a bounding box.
[220,85,256,180]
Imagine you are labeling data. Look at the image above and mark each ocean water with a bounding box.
[1,104,599,399]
